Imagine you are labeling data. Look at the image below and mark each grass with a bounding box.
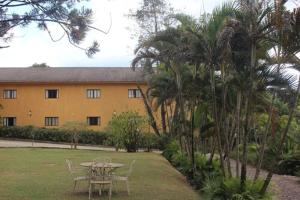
[0,148,201,200]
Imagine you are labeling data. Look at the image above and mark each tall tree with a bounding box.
[128,0,173,42]
[129,0,174,135]
[0,0,110,56]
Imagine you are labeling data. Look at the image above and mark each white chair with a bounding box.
[88,162,113,200]
[65,159,89,192]
[112,160,136,195]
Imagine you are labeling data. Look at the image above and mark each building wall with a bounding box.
[0,83,150,131]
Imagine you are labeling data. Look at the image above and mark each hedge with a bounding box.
[0,126,169,150]
[0,126,108,145]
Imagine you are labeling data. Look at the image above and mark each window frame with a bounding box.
[45,89,59,99]
[3,89,17,99]
[86,89,101,99]
[45,117,59,126]
[128,89,142,98]
[3,117,16,127]
[87,116,101,126]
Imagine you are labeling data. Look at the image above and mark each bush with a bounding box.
[191,153,222,189]
[162,139,223,190]
[203,177,272,200]
[171,151,191,174]
[0,126,108,145]
[162,140,180,161]
[108,111,146,152]
[277,152,300,176]
[140,134,160,151]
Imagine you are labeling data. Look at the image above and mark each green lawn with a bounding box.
[0,148,201,200]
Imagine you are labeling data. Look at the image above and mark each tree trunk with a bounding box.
[210,65,226,175]
[161,101,167,134]
[236,91,242,177]
[190,104,196,178]
[254,94,275,180]
[137,85,160,136]
[240,97,250,192]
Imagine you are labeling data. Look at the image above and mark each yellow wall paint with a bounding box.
[0,83,149,131]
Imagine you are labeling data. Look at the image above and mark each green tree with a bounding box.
[108,111,146,152]
[0,0,109,56]
[62,121,88,149]
[129,0,174,136]
[30,63,50,68]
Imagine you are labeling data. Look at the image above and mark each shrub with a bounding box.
[162,140,180,161]
[171,151,191,174]
[191,153,222,189]
[277,152,300,176]
[140,134,159,151]
[0,126,108,145]
[108,111,146,152]
[203,177,272,200]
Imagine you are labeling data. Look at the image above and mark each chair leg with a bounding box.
[89,184,92,200]
[113,180,117,192]
[126,180,130,195]
[73,180,77,192]
[109,183,112,200]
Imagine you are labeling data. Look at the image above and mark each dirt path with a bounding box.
[230,159,300,200]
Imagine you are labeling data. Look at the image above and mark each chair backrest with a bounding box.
[89,161,111,180]
[126,160,136,177]
[65,159,73,174]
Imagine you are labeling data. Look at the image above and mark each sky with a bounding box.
[0,0,299,68]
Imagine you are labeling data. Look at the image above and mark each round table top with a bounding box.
[80,162,124,168]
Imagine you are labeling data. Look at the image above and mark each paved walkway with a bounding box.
[0,139,116,151]
[230,159,300,200]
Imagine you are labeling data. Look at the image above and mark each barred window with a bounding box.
[87,89,101,99]
[3,90,17,99]
[128,89,142,98]
[3,117,16,126]
[87,117,101,126]
[45,89,59,99]
[45,117,59,126]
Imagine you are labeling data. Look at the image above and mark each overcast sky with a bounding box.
[0,0,298,68]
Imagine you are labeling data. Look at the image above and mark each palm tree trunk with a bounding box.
[210,65,226,175]
[240,96,250,192]
[221,84,232,177]
[161,101,167,134]
[190,105,196,178]
[137,85,161,136]
[254,94,275,180]
[236,91,242,177]
[260,76,300,195]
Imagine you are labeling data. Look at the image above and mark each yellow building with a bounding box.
[0,67,149,131]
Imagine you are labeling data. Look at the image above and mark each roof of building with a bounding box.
[0,67,146,84]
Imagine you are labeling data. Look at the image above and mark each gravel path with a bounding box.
[230,159,300,200]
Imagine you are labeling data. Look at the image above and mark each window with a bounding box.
[3,90,17,99]
[87,89,101,99]
[87,117,101,126]
[45,89,59,99]
[3,117,16,126]
[45,117,59,126]
[128,89,142,98]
